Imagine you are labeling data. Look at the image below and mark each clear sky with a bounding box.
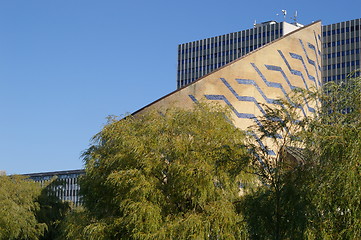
[1,0,360,174]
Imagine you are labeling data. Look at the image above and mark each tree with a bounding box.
[35,178,71,240]
[62,104,252,240]
[242,76,361,239]
[242,90,314,240]
[303,77,361,239]
[0,175,46,240]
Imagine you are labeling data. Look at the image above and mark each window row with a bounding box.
[180,30,281,54]
[323,48,360,59]
[324,71,360,82]
[180,50,238,64]
[323,25,360,36]
[323,37,360,48]
[178,62,231,74]
[178,78,197,86]
[324,60,360,70]
[179,44,264,64]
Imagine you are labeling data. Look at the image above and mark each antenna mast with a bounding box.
[292,11,298,24]
[281,10,287,20]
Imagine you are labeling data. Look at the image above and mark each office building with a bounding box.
[177,18,361,88]
[25,169,85,206]
[322,18,361,83]
[176,21,301,88]
[22,22,322,201]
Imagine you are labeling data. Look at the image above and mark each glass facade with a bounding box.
[177,21,297,89]
[177,18,361,88]
[25,169,85,206]
[322,18,361,83]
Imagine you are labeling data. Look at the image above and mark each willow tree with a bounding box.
[242,89,314,240]
[0,175,46,240]
[63,104,252,240]
[303,76,361,239]
[242,76,361,239]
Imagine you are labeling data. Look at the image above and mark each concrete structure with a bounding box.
[177,21,301,88]
[178,18,360,88]
[25,169,84,206]
[22,22,321,202]
[136,22,321,153]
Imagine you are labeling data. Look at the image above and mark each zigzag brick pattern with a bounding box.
[134,22,321,153]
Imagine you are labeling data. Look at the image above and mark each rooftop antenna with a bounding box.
[281,9,287,20]
[291,10,298,24]
[253,20,257,27]
[276,10,287,21]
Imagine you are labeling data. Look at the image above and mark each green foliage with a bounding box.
[63,104,252,239]
[243,76,361,239]
[0,175,46,240]
[243,89,313,240]
[36,178,71,240]
[60,76,361,239]
[303,77,361,239]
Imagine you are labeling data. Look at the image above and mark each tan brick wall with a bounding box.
[134,21,321,133]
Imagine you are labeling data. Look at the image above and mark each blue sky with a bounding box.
[1,0,360,174]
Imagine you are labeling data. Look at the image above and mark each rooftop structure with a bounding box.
[176,21,301,89]
[177,18,361,88]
